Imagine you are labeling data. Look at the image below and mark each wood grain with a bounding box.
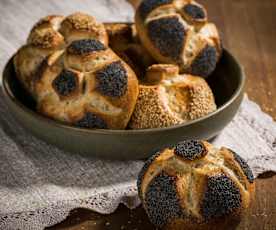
[49,175,276,230]
[48,0,276,229]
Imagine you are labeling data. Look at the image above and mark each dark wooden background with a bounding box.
[48,0,276,229]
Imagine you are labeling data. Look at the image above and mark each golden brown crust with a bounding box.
[129,85,182,129]
[105,23,134,52]
[184,76,217,120]
[220,148,255,196]
[59,12,108,46]
[135,0,222,77]
[14,13,109,98]
[27,15,65,48]
[129,64,216,129]
[35,41,139,130]
[138,140,255,229]
[13,46,64,97]
[14,15,66,96]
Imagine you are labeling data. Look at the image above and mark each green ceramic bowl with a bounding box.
[2,49,245,160]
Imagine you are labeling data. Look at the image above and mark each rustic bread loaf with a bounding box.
[129,64,216,129]
[14,12,108,96]
[35,39,139,129]
[138,140,255,229]
[135,0,222,78]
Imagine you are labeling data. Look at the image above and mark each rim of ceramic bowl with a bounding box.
[2,49,245,135]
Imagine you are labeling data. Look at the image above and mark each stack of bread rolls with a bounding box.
[14,0,222,130]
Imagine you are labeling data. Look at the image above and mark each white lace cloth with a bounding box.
[0,94,275,230]
[0,1,276,229]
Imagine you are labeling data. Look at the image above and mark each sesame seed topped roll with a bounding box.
[104,22,155,80]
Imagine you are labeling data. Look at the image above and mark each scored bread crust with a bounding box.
[59,12,108,46]
[137,140,255,229]
[135,0,222,77]
[13,15,65,96]
[35,39,139,130]
[14,13,108,97]
[129,64,216,129]
[104,22,155,80]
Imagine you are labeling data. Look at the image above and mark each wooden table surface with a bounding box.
[48,0,276,229]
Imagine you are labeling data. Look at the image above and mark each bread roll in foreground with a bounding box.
[138,140,255,230]
[129,64,216,129]
[135,0,222,77]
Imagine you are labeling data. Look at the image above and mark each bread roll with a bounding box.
[135,0,222,78]
[14,12,108,96]
[35,39,139,129]
[129,64,216,129]
[138,140,255,229]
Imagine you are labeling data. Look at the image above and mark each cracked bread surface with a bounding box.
[138,140,255,229]
[35,39,139,130]
[129,64,216,129]
[59,12,108,45]
[104,23,155,80]
[14,12,108,97]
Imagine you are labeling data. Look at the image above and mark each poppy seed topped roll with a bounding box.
[35,39,139,130]
[138,140,255,229]
[135,0,222,77]
[14,12,108,97]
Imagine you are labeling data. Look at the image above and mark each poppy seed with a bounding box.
[52,69,78,97]
[147,16,186,60]
[174,140,207,160]
[95,61,128,97]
